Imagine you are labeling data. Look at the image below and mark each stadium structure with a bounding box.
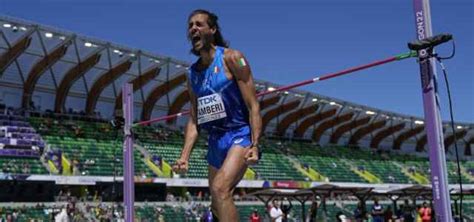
[0,15,473,221]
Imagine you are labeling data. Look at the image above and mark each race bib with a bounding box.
[197,93,227,125]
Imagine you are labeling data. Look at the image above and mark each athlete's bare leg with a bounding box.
[209,146,248,221]
[208,165,219,219]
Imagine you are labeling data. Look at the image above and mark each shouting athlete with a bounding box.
[172,9,262,221]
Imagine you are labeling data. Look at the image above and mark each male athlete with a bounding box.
[173,9,262,221]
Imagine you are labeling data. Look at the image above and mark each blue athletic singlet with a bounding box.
[189,46,252,169]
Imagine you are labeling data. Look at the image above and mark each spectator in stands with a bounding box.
[302,163,309,171]
[25,162,31,174]
[8,160,18,174]
[152,155,162,170]
[11,209,18,221]
[38,123,49,134]
[54,207,68,222]
[2,162,8,173]
[140,171,147,179]
[152,207,164,222]
[43,118,52,128]
[200,206,213,222]
[353,201,366,222]
[371,199,384,222]
[67,200,76,216]
[72,158,81,176]
[84,158,95,166]
[51,153,63,174]
[100,124,111,134]
[73,125,83,137]
[388,174,395,183]
[270,199,283,222]
[197,190,204,201]
[307,199,319,222]
[249,209,261,222]
[166,192,175,202]
[72,211,86,222]
[5,214,13,222]
[58,126,67,139]
[232,193,241,201]
[394,204,403,220]
[401,199,414,222]
[418,202,431,222]
[384,206,393,222]
[21,161,29,174]
[281,198,292,222]
[415,205,422,222]
[336,211,347,222]
[238,189,247,201]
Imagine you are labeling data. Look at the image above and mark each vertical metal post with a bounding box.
[123,82,135,222]
[412,0,452,221]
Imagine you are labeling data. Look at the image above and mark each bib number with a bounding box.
[197,93,227,125]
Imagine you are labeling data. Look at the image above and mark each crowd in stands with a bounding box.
[0,110,471,186]
[2,108,471,184]
[1,160,31,174]
[27,101,104,123]
[0,188,472,221]
[0,109,45,155]
[0,103,473,221]
[349,199,437,222]
[0,201,83,222]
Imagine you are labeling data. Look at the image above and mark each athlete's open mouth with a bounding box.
[192,36,201,45]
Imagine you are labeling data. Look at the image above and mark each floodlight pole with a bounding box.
[123,82,135,222]
[412,0,452,221]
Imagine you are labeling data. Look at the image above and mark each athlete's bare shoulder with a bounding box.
[223,48,245,61]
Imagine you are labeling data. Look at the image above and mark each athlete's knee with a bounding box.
[210,179,232,201]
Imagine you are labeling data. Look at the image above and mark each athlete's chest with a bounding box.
[191,63,232,95]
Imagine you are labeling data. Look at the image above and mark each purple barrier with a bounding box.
[0,114,25,121]
[0,138,45,149]
[5,126,37,134]
[1,120,30,127]
[9,133,40,139]
[0,149,40,157]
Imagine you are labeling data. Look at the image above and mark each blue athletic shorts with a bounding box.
[207,125,252,169]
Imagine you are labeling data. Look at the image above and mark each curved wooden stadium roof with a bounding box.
[0,15,472,154]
